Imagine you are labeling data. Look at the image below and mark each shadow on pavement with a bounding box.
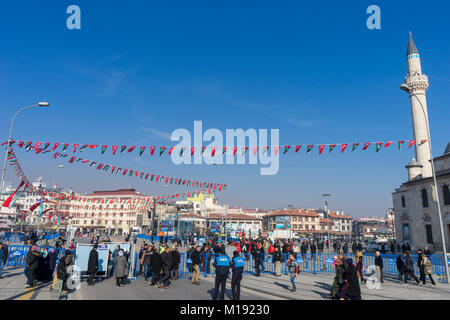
[314,281,332,291]
[273,281,290,291]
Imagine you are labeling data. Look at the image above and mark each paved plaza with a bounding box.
[1,264,449,300]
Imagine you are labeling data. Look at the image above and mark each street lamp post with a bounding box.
[400,84,449,284]
[0,102,50,194]
[322,193,331,253]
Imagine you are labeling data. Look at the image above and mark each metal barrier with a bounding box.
[5,245,74,267]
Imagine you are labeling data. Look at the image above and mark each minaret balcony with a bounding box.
[404,74,429,92]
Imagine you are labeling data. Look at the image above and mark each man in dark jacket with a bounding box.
[170,246,181,280]
[396,255,404,280]
[213,249,230,300]
[191,246,201,285]
[253,244,262,277]
[26,245,41,288]
[374,251,384,283]
[160,247,172,288]
[403,251,419,285]
[273,246,283,276]
[230,251,245,300]
[150,248,162,287]
[87,244,99,286]
[417,249,425,283]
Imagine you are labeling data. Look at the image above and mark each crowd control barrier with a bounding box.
[129,251,448,283]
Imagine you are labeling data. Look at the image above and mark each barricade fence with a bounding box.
[131,252,448,284]
[5,245,74,267]
[6,246,448,284]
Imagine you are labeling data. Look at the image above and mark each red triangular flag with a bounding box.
[384,141,394,148]
[408,140,415,148]
[341,144,348,153]
[112,145,118,155]
[191,147,196,156]
[274,146,280,156]
[168,147,175,155]
[150,146,155,155]
[73,144,79,153]
[362,143,371,150]
[295,145,302,153]
[211,147,216,157]
[318,145,325,154]
[232,147,238,156]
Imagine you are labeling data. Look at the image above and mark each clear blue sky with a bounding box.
[1,0,449,217]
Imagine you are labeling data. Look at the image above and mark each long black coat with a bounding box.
[344,264,361,299]
[170,251,180,268]
[150,252,162,270]
[87,249,99,273]
[161,252,172,269]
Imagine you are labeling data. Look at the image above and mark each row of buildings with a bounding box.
[1,182,395,241]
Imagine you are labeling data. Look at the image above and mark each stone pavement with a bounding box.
[201,272,450,300]
[2,264,450,300]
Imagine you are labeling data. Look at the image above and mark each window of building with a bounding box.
[401,195,406,207]
[425,224,433,244]
[443,185,450,205]
[402,224,410,242]
[421,188,429,208]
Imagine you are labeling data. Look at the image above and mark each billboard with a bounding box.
[275,216,290,230]
[210,221,221,233]
[160,220,174,232]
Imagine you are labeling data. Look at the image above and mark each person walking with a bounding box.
[26,245,41,288]
[273,247,283,277]
[191,246,201,285]
[170,246,180,280]
[230,251,245,300]
[114,250,128,287]
[287,254,299,292]
[150,248,162,287]
[0,243,5,279]
[356,254,366,285]
[403,251,420,285]
[374,251,384,283]
[160,247,172,288]
[329,256,345,299]
[50,250,73,300]
[140,245,153,281]
[338,258,361,300]
[212,249,231,300]
[421,254,436,286]
[87,244,99,286]
[417,249,425,284]
[2,241,9,269]
[253,244,262,277]
[396,254,404,281]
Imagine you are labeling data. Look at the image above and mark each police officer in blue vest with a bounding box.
[231,251,245,300]
[213,248,230,300]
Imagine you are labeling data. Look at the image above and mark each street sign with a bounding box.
[296,258,304,263]
[266,258,273,263]
[325,258,334,263]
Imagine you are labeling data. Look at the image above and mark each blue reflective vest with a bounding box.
[232,256,245,268]
[214,254,231,275]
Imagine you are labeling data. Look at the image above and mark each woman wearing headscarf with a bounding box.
[114,250,128,287]
[329,256,345,299]
[338,258,361,300]
[26,245,41,288]
[356,254,366,285]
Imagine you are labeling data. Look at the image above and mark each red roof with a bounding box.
[319,218,334,224]
[265,209,320,218]
[328,212,352,220]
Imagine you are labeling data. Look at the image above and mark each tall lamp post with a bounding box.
[400,83,449,284]
[322,193,331,253]
[1,102,50,194]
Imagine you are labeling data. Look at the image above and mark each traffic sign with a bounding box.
[325,258,334,263]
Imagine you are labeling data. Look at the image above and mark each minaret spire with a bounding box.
[401,33,432,178]
[406,31,419,56]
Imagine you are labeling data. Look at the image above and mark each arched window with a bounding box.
[401,196,406,207]
[421,188,429,208]
[443,184,450,205]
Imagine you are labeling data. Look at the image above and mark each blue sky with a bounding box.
[1,1,449,217]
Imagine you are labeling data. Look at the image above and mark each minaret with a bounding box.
[402,32,432,178]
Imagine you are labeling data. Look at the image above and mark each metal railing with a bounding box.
[130,252,448,283]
